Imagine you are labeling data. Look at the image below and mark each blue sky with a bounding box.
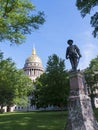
[0,0,98,70]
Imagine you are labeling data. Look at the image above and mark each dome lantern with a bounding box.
[32,48,36,55]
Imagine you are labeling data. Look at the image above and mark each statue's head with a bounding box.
[67,39,73,45]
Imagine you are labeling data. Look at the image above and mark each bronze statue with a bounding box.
[66,39,82,71]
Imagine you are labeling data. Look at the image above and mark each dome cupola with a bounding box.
[25,48,42,64]
[24,48,44,81]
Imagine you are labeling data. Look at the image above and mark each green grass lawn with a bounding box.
[0,111,67,130]
[0,109,98,130]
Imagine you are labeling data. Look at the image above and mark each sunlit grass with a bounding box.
[0,111,67,130]
[0,109,98,130]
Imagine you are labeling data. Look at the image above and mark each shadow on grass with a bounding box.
[0,111,67,130]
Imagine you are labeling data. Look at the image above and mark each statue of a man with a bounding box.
[66,39,82,71]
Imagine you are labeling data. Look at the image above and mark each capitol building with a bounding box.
[24,48,44,81]
[2,48,98,112]
[15,48,44,111]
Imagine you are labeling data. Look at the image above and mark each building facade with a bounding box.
[15,48,44,111]
[23,48,44,81]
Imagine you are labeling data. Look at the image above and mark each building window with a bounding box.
[15,107,17,109]
[18,107,20,109]
[96,100,98,104]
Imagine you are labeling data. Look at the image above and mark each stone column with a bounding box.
[65,71,98,130]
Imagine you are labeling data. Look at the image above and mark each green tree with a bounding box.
[31,73,48,108]
[12,69,33,106]
[84,56,98,108]
[76,0,98,38]
[32,54,69,109]
[0,51,33,111]
[46,54,69,108]
[0,0,45,44]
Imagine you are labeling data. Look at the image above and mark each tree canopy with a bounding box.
[0,0,45,44]
[32,54,69,109]
[84,56,98,108]
[0,51,33,109]
[76,0,98,38]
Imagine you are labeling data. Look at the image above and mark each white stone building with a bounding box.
[24,48,44,81]
[15,48,44,111]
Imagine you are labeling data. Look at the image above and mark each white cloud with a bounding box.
[79,42,98,70]
[78,30,98,70]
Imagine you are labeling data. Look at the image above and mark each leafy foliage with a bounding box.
[84,56,98,108]
[31,73,49,108]
[32,54,69,109]
[0,51,33,108]
[76,0,98,38]
[0,0,45,44]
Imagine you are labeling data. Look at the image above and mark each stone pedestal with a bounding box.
[65,72,98,130]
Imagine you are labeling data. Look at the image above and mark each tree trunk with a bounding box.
[0,105,4,113]
[7,106,11,112]
[90,95,95,109]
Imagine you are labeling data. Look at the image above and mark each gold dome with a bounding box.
[24,48,44,81]
[25,48,42,64]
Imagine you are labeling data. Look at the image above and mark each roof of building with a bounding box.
[25,48,42,64]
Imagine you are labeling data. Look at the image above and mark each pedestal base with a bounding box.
[65,72,98,130]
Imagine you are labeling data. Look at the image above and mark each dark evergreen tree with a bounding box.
[32,54,69,109]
